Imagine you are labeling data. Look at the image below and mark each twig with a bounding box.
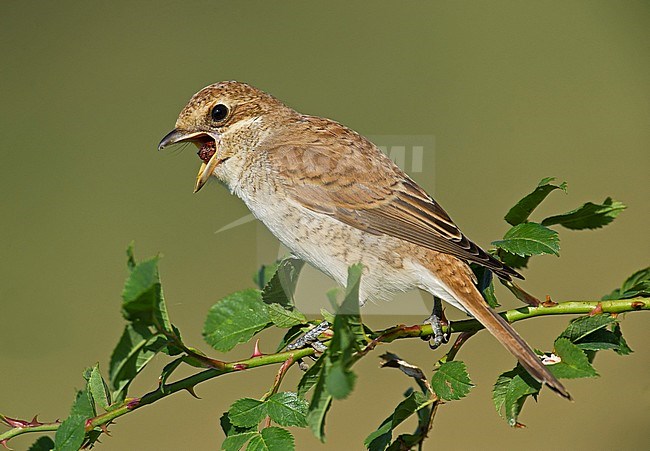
[1,297,647,444]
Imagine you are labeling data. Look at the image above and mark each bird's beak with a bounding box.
[157,129,206,151]
[158,128,223,194]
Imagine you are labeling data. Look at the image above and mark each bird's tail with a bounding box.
[453,285,571,400]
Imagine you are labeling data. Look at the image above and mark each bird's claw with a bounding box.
[287,320,330,353]
[422,297,449,350]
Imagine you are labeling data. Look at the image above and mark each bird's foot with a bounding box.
[422,297,450,350]
[287,320,330,353]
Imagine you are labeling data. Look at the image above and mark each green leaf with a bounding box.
[324,265,365,400]
[120,255,173,333]
[602,267,650,300]
[262,258,307,327]
[159,358,185,390]
[541,197,626,230]
[560,314,632,354]
[227,398,267,428]
[505,177,567,226]
[320,308,335,324]
[54,388,94,451]
[246,427,295,451]
[325,361,357,400]
[430,361,474,401]
[560,314,616,342]
[275,324,307,353]
[222,431,257,451]
[203,289,270,352]
[126,241,136,271]
[265,303,307,328]
[28,436,55,451]
[471,264,499,308]
[306,358,333,442]
[364,391,430,451]
[492,222,560,257]
[254,261,280,290]
[262,258,305,308]
[108,323,168,402]
[548,338,598,379]
[496,250,531,269]
[329,265,364,358]
[611,323,633,355]
[87,364,111,411]
[298,355,326,397]
[493,366,541,427]
[266,392,309,427]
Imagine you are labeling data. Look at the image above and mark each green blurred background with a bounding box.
[1,1,648,449]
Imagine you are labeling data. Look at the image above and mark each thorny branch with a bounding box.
[1,297,648,445]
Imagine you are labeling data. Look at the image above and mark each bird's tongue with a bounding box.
[197,141,216,164]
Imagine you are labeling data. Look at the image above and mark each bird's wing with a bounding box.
[266,119,521,280]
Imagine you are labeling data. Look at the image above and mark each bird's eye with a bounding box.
[211,104,229,122]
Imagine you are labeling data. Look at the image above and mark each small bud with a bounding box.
[588,303,604,316]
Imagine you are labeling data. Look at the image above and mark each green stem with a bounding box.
[1,297,647,444]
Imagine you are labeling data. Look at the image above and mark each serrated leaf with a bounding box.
[493,365,541,426]
[108,323,168,402]
[261,258,307,328]
[306,358,333,442]
[602,267,650,300]
[266,303,307,328]
[28,436,55,451]
[574,328,626,353]
[228,398,267,428]
[266,392,308,427]
[220,412,257,448]
[254,261,280,290]
[560,314,631,354]
[222,431,257,451]
[246,427,295,451]
[87,364,111,411]
[541,197,626,230]
[324,265,365,401]
[492,222,559,257]
[505,177,567,226]
[611,323,633,355]
[329,265,364,359]
[54,388,94,451]
[120,256,173,332]
[325,361,357,400]
[364,391,430,451]
[497,250,531,269]
[560,314,616,342]
[262,258,304,307]
[430,361,474,401]
[549,338,598,379]
[298,355,326,397]
[203,289,270,352]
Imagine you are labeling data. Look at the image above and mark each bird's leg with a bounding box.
[287,320,330,353]
[422,297,450,349]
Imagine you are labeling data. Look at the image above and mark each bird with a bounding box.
[158,80,570,399]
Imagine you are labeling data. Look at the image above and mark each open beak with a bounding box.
[157,129,206,151]
[157,129,222,193]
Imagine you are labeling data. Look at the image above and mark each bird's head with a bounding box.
[158,81,291,192]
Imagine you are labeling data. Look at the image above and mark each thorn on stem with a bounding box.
[251,339,264,358]
[185,386,201,399]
